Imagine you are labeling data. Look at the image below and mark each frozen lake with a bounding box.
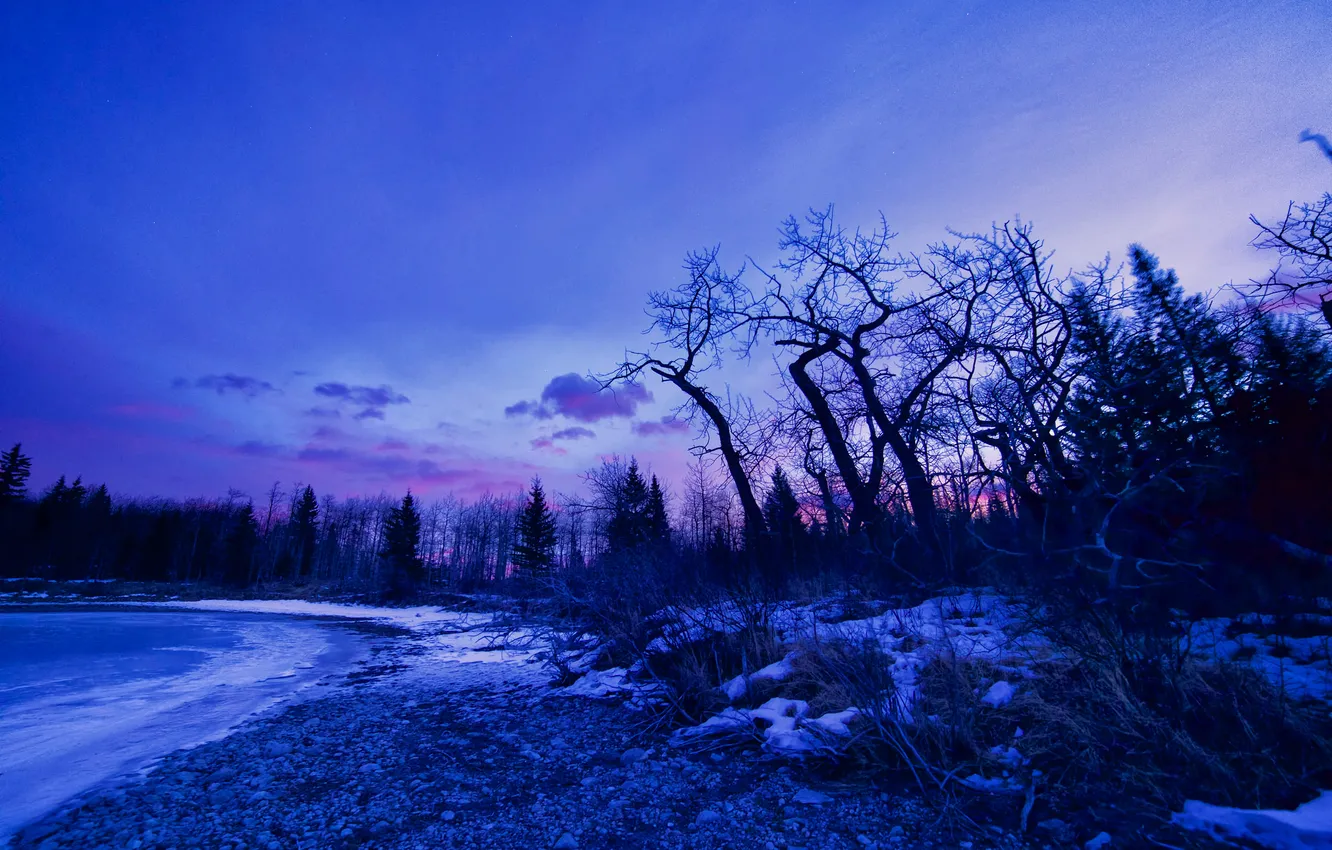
[0,608,372,840]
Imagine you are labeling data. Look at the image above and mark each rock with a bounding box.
[262,742,291,758]
[695,810,722,825]
[358,763,382,774]
[791,789,833,806]
[620,748,649,767]
[1037,818,1067,833]
[442,811,456,822]
[553,832,579,849]
[1085,833,1112,850]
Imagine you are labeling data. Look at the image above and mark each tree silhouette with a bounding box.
[380,491,423,598]
[0,444,32,504]
[514,477,558,577]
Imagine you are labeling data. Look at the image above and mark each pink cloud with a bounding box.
[506,374,652,423]
[632,416,691,437]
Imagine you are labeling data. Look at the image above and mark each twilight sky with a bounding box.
[2,1,1330,502]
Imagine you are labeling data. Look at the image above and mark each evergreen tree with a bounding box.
[0,443,32,504]
[513,477,558,577]
[763,467,804,538]
[646,475,671,544]
[64,476,87,507]
[381,491,423,598]
[607,459,650,551]
[223,503,258,586]
[763,467,805,575]
[43,475,68,507]
[291,485,319,580]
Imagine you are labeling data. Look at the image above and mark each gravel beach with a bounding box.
[4,621,1050,850]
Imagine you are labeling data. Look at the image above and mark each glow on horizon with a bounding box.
[2,1,1329,502]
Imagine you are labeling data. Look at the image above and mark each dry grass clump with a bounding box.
[909,647,1332,818]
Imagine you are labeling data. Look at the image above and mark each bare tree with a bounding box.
[1249,193,1332,335]
[608,249,767,540]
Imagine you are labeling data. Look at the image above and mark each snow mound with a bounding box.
[1172,791,1332,849]
[674,697,859,754]
[981,680,1016,707]
[721,652,798,701]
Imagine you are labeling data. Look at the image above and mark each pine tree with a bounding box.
[381,491,423,598]
[291,485,319,580]
[513,478,558,577]
[43,475,68,507]
[646,475,670,544]
[0,443,33,504]
[763,467,805,575]
[224,503,258,587]
[607,459,650,552]
[64,476,87,507]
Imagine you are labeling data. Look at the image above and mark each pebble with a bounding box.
[791,788,834,805]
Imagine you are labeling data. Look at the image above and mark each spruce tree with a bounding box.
[224,503,259,587]
[646,475,670,544]
[763,468,804,537]
[64,476,87,507]
[381,491,423,598]
[763,467,805,575]
[291,485,319,580]
[513,477,558,577]
[0,443,32,504]
[607,459,650,551]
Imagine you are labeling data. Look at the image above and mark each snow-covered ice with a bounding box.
[1173,791,1332,849]
[0,610,371,841]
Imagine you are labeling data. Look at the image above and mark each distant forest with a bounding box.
[3,185,1330,614]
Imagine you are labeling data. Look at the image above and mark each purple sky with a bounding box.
[2,1,1330,502]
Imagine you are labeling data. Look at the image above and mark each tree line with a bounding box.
[3,179,1328,616]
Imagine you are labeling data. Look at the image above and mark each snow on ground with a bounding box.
[136,598,488,631]
[658,593,1045,755]
[722,651,798,701]
[656,592,1332,759]
[1173,791,1332,849]
[1186,615,1332,701]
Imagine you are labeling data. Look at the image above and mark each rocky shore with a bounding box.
[6,637,1047,850]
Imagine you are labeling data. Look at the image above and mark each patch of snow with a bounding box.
[981,680,1016,708]
[960,773,1024,793]
[137,599,483,631]
[805,708,861,737]
[562,667,631,698]
[1172,791,1332,849]
[721,651,799,702]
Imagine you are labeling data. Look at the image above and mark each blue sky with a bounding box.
[2,1,1330,501]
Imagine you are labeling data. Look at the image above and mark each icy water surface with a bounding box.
[0,609,371,840]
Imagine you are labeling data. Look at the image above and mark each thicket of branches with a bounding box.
[602,190,1332,624]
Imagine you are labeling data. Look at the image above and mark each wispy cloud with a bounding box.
[552,426,596,441]
[632,416,691,437]
[530,437,568,455]
[314,382,410,407]
[174,374,278,398]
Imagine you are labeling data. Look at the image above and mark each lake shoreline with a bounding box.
[0,609,390,843]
